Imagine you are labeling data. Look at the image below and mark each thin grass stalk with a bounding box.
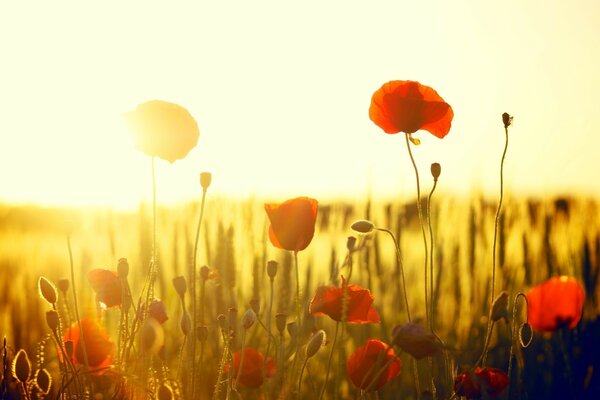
[263,277,275,383]
[294,251,301,326]
[318,321,340,400]
[66,234,92,397]
[212,328,231,400]
[233,329,247,391]
[507,292,528,395]
[297,357,308,395]
[191,186,208,400]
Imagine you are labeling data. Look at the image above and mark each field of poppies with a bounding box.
[1,81,599,399]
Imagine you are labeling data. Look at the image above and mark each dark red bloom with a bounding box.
[124,100,199,163]
[225,348,277,388]
[527,276,585,332]
[369,80,453,138]
[87,269,122,308]
[454,367,509,398]
[347,339,401,391]
[63,317,114,371]
[309,277,380,323]
[264,197,318,252]
[148,299,168,324]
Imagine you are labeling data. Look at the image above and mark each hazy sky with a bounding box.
[1,1,599,208]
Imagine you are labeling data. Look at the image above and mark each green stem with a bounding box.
[294,251,301,326]
[298,357,309,395]
[264,277,275,383]
[318,322,340,400]
[405,133,429,326]
[233,329,247,391]
[376,228,411,322]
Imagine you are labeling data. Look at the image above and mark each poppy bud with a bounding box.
[172,276,187,298]
[250,299,260,314]
[200,265,210,281]
[275,314,287,334]
[38,277,57,305]
[197,325,209,342]
[46,310,60,333]
[491,291,509,322]
[305,330,326,358]
[502,112,513,128]
[519,323,533,348]
[242,309,257,330]
[149,299,168,324]
[430,163,441,181]
[200,172,212,191]
[157,383,174,400]
[57,279,69,293]
[34,368,52,395]
[180,312,192,336]
[346,236,357,252]
[287,321,298,339]
[12,349,31,383]
[351,220,375,234]
[266,260,278,280]
[117,258,129,278]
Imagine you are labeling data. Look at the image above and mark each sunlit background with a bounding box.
[1,1,599,209]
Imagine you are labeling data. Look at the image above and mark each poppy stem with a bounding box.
[404,133,429,328]
[507,292,528,395]
[294,251,302,327]
[375,228,411,322]
[150,156,157,299]
[297,357,309,395]
[263,276,275,384]
[318,321,340,400]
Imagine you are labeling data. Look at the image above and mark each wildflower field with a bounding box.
[0,82,598,400]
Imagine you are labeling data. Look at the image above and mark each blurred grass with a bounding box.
[0,194,599,399]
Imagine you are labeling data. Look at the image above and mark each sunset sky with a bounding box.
[1,1,599,209]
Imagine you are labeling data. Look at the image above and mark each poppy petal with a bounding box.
[527,276,585,332]
[265,197,318,252]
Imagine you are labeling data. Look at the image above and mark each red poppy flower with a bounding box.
[526,276,585,332]
[309,277,380,323]
[125,100,199,163]
[369,80,453,138]
[454,367,509,398]
[225,348,277,388]
[347,339,401,391]
[264,197,318,252]
[63,317,114,371]
[87,269,122,308]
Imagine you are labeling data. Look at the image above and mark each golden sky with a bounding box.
[1,1,599,208]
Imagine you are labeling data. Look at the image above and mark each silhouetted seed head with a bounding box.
[200,172,212,191]
[197,326,209,342]
[228,308,238,331]
[200,265,210,281]
[519,323,533,348]
[117,258,129,278]
[63,341,74,360]
[287,321,298,339]
[46,311,60,334]
[172,276,187,298]
[275,314,287,334]
[180,312,192,336]
[57,279,69,293]
[346,236,357,252]
[502,112,513,128]
[38,277,57,305]
[351,220,375,234]
[491,291,509,322]
[305,330,326,358]
[250,299,260,314]
[34,368,52,395]
[140,317,165,354]
[157,383,174,400]
[431,163,441,181]
[12,349,31,383]
[266,260,278,280]
[242,309,257,330]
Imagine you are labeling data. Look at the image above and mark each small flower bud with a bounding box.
[200,172,212,191]
[117,258,129,278]
[180,312,192,336]
[305,330,326,358]
[275,313,287,334]
[200,265,210,281]
[346,236,357,252]
[12,349,31,383]
[242,309,256,330]
[351,220,374,234]
[197,326,209,342]
[519,323,533,348]
[149,299,168,324]
[491,291,509,322]
[57,279,69,293]
[46,310,60,333]
[172,276,187,298]
[502,112,513,128]
[431,163,441,181]
[38,277,57,305]
[250,298,260,314]
[34,368,52,395]
[266,260,278,280]
[287,321,298,338]
[157,383,174,400]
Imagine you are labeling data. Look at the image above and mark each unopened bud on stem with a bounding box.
[351,220,375,234]
[430,163,441,181]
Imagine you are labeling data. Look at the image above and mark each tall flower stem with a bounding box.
[233,329,247,391]
[67,234,91,396]
[294,251,301,326]
[404,133,429,326]
[481,121,510,366]
[318,321,340,400]
[263,277,275,383]
[150,156,157,300]
[191,185,208,400]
